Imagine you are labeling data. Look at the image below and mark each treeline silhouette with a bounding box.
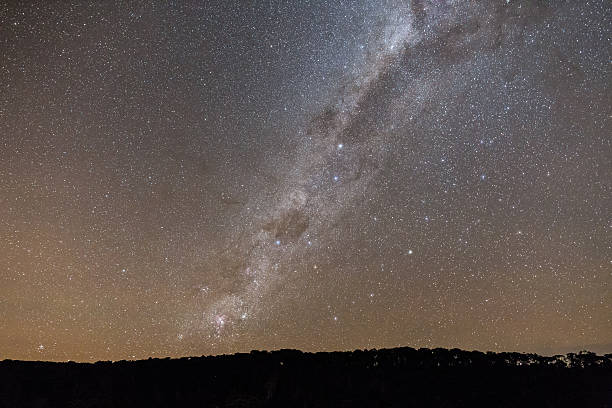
[1,347,611,407]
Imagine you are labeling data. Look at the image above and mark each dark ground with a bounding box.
[1,347,611,407]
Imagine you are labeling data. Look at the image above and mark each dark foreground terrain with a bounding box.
[1,347,611,407]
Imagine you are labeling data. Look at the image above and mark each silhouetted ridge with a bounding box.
[1,347,611,407]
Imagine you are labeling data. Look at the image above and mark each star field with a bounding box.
[1,0,610,362]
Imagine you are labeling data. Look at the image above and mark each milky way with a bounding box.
[181,3,419,344]
[1,1,610,361]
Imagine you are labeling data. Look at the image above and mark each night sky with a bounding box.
[1,0,610,362]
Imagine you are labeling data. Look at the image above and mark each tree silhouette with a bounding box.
[0,347,610,407]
